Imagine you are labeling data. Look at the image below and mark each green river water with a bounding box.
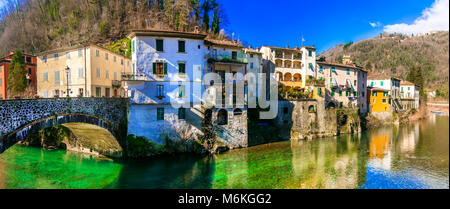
[0,114,448,189]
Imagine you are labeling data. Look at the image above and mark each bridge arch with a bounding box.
[0,98,128,154]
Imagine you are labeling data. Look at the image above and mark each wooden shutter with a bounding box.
[164,63,168,75]
[153,63,156,74]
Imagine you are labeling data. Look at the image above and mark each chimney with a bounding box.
[249,45,252,49]
[233,40,237,44]
[286,45,289,49]
[311,44,315,48]
[256,47,260,51]
[9,50,15,55]
[294,46,299,50]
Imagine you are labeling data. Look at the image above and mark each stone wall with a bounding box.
[0,98,128,154]
[276,100,360,140]
[212,108,248,149]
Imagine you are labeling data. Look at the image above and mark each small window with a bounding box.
[371,82,374,86]
[78,68,83,78]
[78,49,83,57]
[114,72,117,80]
[113,56,116,62]
[308,50,312,57]
[339,90,342,96]
[372,91,377,97]
[382,98,387,103]
[250,54,254,58]
[380,81,384,86]
[283,107,288,114]
[156,39,164,52]
[157,108,165,120]
[178,108,186,120]
[178,40,186,53]
[178,63,186,74]
[54,54,59,60]
[331,67,336,73]
[331,90,335,96]
[54,71,60,85]
[96,87,101,97]
[43,56,47,63]
[384,92,388,97]
[354,80,357,86]
[96,68,100,78]
[96,50,100,57]
[179,85,185,98]
[66,52,70,59]
[105,53,108,60]
[157,85,164,97]
[232,51,237,60]
[319,65,323,72]
[43,72,48,82]
[132,40,135,53]
[105,70,109,80]
[121,59,124,65]
[346,69,350,75]
[250,63,254,69]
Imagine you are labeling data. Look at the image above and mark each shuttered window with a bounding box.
[178,63,186,74]
[178,40,185,53]
[178,108,186,120]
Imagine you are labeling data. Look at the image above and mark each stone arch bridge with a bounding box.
[0,98,129,154]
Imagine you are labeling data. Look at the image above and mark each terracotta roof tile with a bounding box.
[205,38,243,48]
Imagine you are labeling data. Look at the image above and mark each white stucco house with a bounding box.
[400,80,420,109]
[124,29,207,142]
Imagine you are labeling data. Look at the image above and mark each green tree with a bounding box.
[7,50,27,98]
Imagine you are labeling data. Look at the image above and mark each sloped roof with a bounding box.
[205,38,243,48]
[368,87,390,92]
[367,75,401,81]
[128,28,207,39]
[317,61,367,72]
[400,80,415,86]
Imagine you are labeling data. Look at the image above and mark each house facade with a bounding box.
[260,45,316,90]
[367,87,390,112]
[124,29,248,148]
[367,75,402,111]
[37,44,131,98]
[0,51,37,99]
[317,61,368,113]
[400,80,420,109]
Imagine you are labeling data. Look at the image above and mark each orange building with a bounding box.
[0,51,37,99]
[367,87,389,112]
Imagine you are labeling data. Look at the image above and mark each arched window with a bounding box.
[308,105,316,113]
[217,109,228,125]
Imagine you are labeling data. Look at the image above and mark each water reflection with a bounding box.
[0,115,448,189]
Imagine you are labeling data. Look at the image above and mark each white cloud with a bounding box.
[384,0,449,35]
[369,22,382,28]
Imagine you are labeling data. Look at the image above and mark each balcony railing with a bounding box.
[112,80,121,87]
[293,54,302,60]
[121,73,148,81]
[283,54,293,59]
[209,53,247,64]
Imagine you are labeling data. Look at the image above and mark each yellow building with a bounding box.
[367,87,389,112]
[37,44,131,98]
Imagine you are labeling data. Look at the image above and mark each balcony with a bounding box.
[112,80,121,88]
[121,73,148,81]
[283,54,293,59]
[293,53,302,60]
[208,53,247,64]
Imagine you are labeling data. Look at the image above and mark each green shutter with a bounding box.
[153,63,156,74]
[132,40,135,52]
[164,63,168,74]
[331,90,335,96]
[339,90,342,96]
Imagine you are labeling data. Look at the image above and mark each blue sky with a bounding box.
[220,0,449,53]
[0,0,447,53]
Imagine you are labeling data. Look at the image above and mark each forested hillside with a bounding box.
[320,31,449,97]
[0,0,227,56]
